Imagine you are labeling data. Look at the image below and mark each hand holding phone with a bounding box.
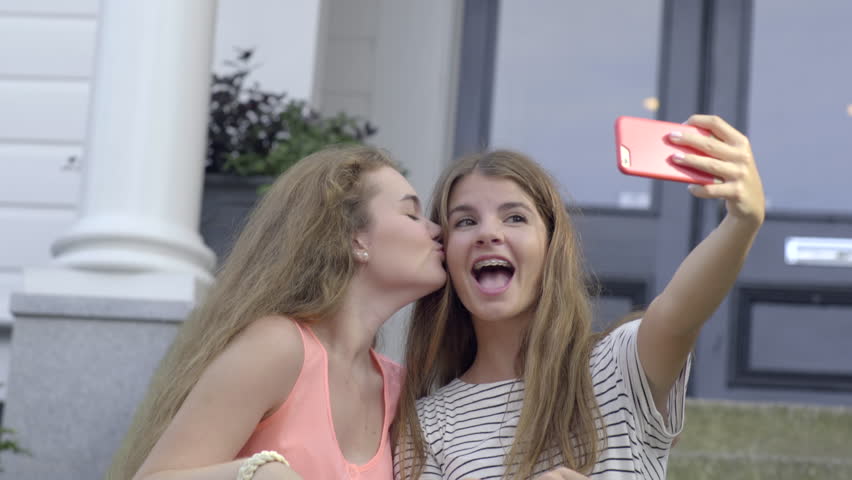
[614,116,720,185]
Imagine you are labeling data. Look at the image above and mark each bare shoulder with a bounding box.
[133,315,306,478]
[235,315,305,364]
[184,314,306,421]
[223,315,305,403]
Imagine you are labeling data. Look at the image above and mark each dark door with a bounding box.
[692,0,852,405]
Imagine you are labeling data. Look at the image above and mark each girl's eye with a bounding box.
[454,218,475,228]
[406,214,419,221]
[506,214,526,223]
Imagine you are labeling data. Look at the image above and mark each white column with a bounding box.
[51,0,218,283]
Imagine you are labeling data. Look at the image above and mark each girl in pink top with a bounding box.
[238,323,404,478]
[109,145,446,480]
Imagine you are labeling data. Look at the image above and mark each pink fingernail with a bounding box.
[672,152,685,163]
[669,131,683,139]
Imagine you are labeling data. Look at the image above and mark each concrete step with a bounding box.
[669,452,852,480]
[668,398,852,479]
[674,398,852,458]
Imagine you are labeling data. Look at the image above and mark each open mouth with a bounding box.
[471,257,515,294]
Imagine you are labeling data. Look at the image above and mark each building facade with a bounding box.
[1,0,850,477]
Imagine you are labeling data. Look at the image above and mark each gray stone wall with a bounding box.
[1,293,192,479]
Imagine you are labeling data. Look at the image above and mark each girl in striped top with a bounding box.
[395,115,765,479]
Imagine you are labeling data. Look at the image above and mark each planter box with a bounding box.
[200,173,271,265]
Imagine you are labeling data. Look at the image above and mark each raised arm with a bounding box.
[133,316,305,480]
[637,114,765,409]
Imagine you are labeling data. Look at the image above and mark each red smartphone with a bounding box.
[614,116,719,185]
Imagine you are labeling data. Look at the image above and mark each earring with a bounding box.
[357,251,369,262]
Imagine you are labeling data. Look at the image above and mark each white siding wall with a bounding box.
[0,1,98,400]
[213,0,321,102]
[316,0,461,202]
[314,0,379,119]
[0,0,322,401]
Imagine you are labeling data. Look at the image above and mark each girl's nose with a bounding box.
[475,220,504,246]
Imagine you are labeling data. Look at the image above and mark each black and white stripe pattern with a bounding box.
[396,319,691,480]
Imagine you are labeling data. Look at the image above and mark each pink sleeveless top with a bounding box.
[237,323,404,479]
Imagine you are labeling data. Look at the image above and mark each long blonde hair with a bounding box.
[108,145,397,480]
[395,150,603,479]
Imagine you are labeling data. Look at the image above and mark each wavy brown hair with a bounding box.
[108,145,397,480]
[394,150,603,479]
